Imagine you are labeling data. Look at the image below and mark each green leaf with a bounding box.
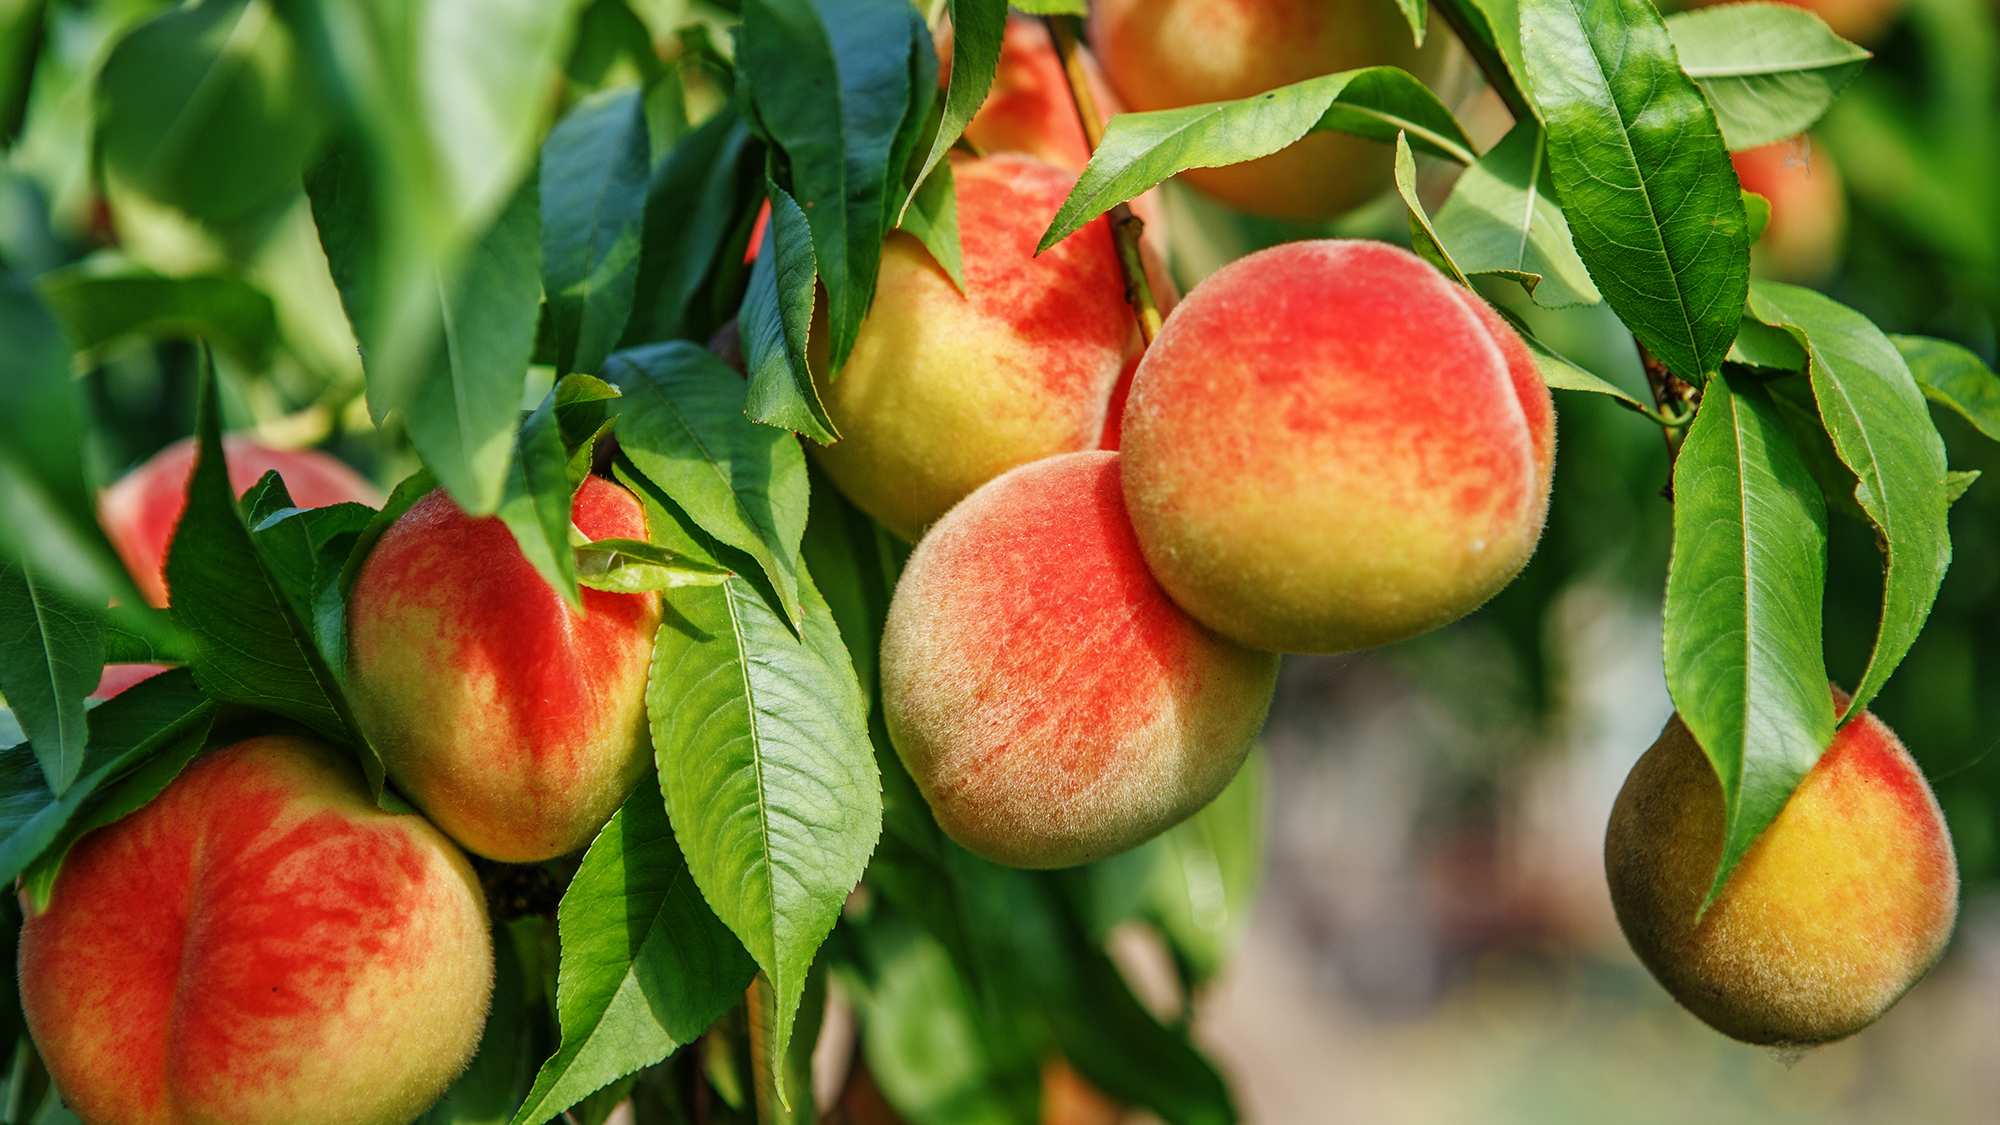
[623,109,761,347]
[1894,334,2000,444]
[95,0,326,226]
[0,565,102,797]
[738,0,924,373]
[1007,0,1086,14]
[1743,189,1771,243]
[1729,312,1810,372]
[542,86,651,377]
[1433,120,1600,308]
[0,670,213,892]
[608,341,809,626]
[648,563,878,1113]
[509,783,757,1125]
[498,387,582,608]
[1393,133,1471,287]
[575,537,733,594]
[1520,0,1750,383]
[898,155,963,293]
[36,268,280,369]
[243,490,377,684]
[1041,67,1475,251]
[1434,0,1537,122]
[902,0,1003,224]
[1747,283,1951,723]
[164,353,376,784]
[0,275,165,629]
[1665,3,1870,151]
[1947,470,1980,504]
[1663,372,1833,906]
[1144,747,1264,984]
[741,184,835,443]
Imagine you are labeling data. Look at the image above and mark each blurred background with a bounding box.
[5,0,1999,1118]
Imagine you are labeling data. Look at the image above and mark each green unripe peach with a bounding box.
[19,735,493,1125]
[1120,239,1553,655]
[347,476,663,862]
[1605,702,1958,1045]
[882,451,1278,869]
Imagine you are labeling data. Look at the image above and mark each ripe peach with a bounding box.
[19,734,492,1125]
[881,451,1278,869]
[1120,239,1553,655]
[98,435,385,608]
[1605,701,1958,1045]
[346,475,662,862]
[811,154,1137,542]
[1090,0,1447,221]
[89,663,170,699]
[1733,138,1848,286]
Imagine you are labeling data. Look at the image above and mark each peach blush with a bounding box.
[881,452,1278,869]
[346,476,662,863]
[18,735,492,1125]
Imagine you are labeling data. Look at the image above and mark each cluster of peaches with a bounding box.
[10,3,1957,1123]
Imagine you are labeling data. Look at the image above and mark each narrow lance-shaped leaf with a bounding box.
[0,565,102,797]
[1042,68,1474,251]
[1519,0,1749,383]
[898,153,963,293]
[36,270,281,370]
[1393,133,1471,286]
[649,559,879,1112]
[609,341,809,626]
[542,86,651,377]
[1748,283,1951,723]
[1433,120,1601,308]
[242,491,378,683]
[508,783,757,1125]
[498,387,583,608]
[1665,4,1869,150]
[901,0,1005,222]
[1663,372,1834,905]
[742,184,835,443]
[1894,334,2000,444]
[622,109,760,348]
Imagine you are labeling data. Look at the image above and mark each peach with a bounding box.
[811,154,1137,543]
[1120,239,1553,655]
[881,451,1278,869]
[98,435,385,608]
[1090,0,1447,221]
[1604,700,1958,1045]
[18,734,492,1125]
[1733,138,1848,286]
[346,475,663,862]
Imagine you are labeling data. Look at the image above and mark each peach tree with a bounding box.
[0,0,1995,1121]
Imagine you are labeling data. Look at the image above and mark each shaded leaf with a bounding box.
[1666,3,1870,150]
[1895,334,2000,444]
[498,387,582,608]
[243,490,377,684]
[1395,133,1472,286]
[1663,372,1832,905]
[1434,120,1600,307]
[575,537,733,593]
[742,184,835,443]
[623,109,762,347]
[0,565,102,796]
[36,268,280,369]
[902,0,1004,222]
[542,86,651,377]
[899,155,963,292]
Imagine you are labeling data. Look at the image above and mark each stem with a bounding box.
[1637,337,1700,498]
[1043,15,1162,346]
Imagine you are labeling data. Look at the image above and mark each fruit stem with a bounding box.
[1044,15,1162,346]
[1637,338,1700,497]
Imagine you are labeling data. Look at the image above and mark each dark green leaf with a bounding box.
[897,155,963,293]
[1748,283,1951,722]
[498,389,582,608]
[738,0,922,371]
[1433,121,1600,307]
[902,0,1003,223]
[1665,4,1869,150]
[164,354,375,783]
[0,564,102,796]
[243,489,378,679]
[0,0,42,148]
[510,783,756,1125]
[1729,311,1808,371]
[742,184,835,443]
[1042,67,1474,251]
[1433,0,1536,121]
[1663,372,1832,905]
[95,0,326,225]
[542,87,651,377]
[36,268,280,368]
[1894,334,2000,444]
[648,563,878,1108]
[1520,0,1749,383]
[608,341,809,625]
[623,109,761,347]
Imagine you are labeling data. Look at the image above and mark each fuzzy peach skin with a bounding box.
[346,475,663,862]
[881,452,1278,869]
[99,435,384,608]
[811,154,1136,542]
[18,734,492,1125]
[1733,138,1848,286]
[1604,699,1957,1045]
[1120,239,1553,655]
[1090,0,1448,221]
